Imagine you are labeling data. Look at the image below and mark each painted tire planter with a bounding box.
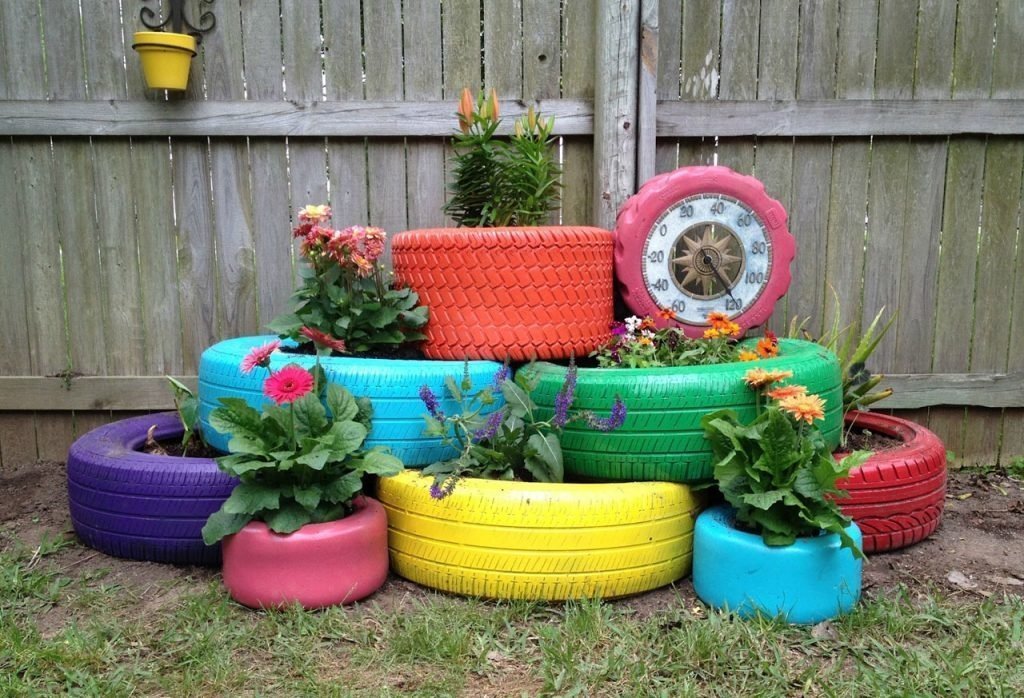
[836,411,947,553]
[376,471,702,601]
[66,412,235,566]
[198,336,504,465]
[391,226,613,361]
[221,496,389,609]
[529,338,842,483]
[693,505,863,624]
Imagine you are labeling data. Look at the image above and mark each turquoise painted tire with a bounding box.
[528,338,841,482]
[692,505,862,624]
[198,336,504,466]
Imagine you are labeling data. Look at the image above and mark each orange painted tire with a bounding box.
[391,226,614,361]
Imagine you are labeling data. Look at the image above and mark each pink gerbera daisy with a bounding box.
[300,326,347,353]
[240,340,280,374]
[263,365,315,405]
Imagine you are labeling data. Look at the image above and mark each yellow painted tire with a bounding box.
[376,471,702,600]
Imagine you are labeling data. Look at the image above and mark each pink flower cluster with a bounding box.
[292,205,386,278]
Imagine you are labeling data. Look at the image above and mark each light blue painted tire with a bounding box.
[198,336,505,466]
[693,505,862,624]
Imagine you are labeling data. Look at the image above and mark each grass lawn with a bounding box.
[2,537,1023,696]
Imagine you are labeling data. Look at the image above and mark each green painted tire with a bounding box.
[527,339,842,483]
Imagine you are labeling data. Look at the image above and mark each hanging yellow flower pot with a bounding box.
[132,31,196,91]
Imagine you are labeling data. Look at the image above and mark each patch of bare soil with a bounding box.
[2,459,1022,636]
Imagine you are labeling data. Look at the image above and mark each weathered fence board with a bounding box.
[3,0,1024,468]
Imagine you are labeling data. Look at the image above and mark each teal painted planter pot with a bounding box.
[198,336,505,466]
[693,505,862,624]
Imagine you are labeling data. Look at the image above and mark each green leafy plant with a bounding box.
[591,312,780,368]
[701,368,870,557]
[443,88,561,227]
[165,376,202,454]
[268,205,428,354]
[201,343,403,544]
[788,290,895,412]
[419,363,626,498]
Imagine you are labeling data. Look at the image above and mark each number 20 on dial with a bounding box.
[614,166,796,339]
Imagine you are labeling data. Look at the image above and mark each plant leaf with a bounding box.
[525,433,563,483]
[222,482,281,515]
[321,472,363,504]
[291,393,328,437]
[501,380,533,419]
[325,383,359,422]
[209,398,265,443]
[296,449,331,471]
[359,449,404,476]
[293,486,321,511]
[265,502,312,534]
[322,420,368,456]
[201,510,250,545]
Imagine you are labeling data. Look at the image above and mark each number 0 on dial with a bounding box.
[615,166,795,338]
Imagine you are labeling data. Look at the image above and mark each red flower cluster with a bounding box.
[292,205,386,278]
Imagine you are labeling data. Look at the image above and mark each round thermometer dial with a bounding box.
[615,166,795,338]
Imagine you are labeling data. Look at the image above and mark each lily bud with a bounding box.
[514,120,524,137]
[488,88,500,121]
[527,105,537,132]
[457,87,474,133]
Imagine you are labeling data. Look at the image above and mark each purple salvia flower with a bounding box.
[430,477,458,500]
[473,409,505,443]
[585,396,627,432]
[491,364,511,389]
[552,362,578,428]
[419,384,445,421]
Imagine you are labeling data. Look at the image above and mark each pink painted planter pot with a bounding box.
[221,496,389,610]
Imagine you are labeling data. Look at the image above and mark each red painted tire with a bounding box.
[615,166,795,337]
[835,411,947,553]
[221,496,389,609]
[66,412,235,566]
[391,226,613,361]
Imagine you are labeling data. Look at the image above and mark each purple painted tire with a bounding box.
[66,412,236,566]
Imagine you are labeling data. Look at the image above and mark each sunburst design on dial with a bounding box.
[670,224,745,299]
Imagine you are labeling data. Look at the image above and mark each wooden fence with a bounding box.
[0,0,1022,468]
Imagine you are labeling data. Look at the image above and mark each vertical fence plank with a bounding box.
[821,1,877,337]
[484,0,523,94]
[561,0,595,224]
[860,1,916,370]
[755,0,798,334]
[929,1,998,460]
[962,2,1024,465]
[524,2,561,224]
[654,0,681,175]
[81,3,146,382]
[786,0,838,335]
[930,1,999,458]
[404,2,446,230]
[364,0,408,242]
[7,1,68,462]
[283,0,328,210]
[676,0,720,168]
[242,3,292,327]
[324,1,370,229]
[715,0,759,174]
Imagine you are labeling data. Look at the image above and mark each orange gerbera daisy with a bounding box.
[777,392,825,424]
[756,336,779,358]
[707,311,731,326]
[658,307,676,320]
[743,368,793,389]
[738,349,760,362]
[640,316,657,331]
[765,384,808,401]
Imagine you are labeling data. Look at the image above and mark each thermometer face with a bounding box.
[615,166,795,338]
[641,194,772,326]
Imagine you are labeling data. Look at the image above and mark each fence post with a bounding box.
[636,0,658,186]
[593,0,640,229]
